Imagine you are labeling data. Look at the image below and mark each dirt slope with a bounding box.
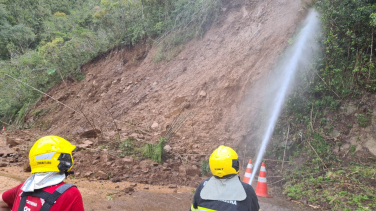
[6,0,310,187]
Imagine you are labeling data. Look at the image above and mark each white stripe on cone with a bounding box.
[260,166,266,171]
[247,164,253,169]
[258,177,267,183]
[244,172,252,178]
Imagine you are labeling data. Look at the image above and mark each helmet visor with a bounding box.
[232,159,239,172]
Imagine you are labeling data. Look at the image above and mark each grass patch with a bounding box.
[142,138,167,164]
[357,114,370,128]
[283,164,376,210]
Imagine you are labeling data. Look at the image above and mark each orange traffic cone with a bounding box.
[255,162,272,197]
[243,159,253,184]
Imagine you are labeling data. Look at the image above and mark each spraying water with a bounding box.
[249,9,321,184]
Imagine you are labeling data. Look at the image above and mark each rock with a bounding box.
[133,165,141,170]
[80,129,101,138]
[7,157,15,163]
[77,140,94,150]
[74,127,85,135]
[164,145,172,153]
[101,153,114,163]
[186,165,201,177]
[151,122,159,130]
[6,137,20,148]
[129,183,137,187]
[143,186,149,190]
[106,131,117,137]
[364,135,376,156]
[168,184,177,188]
[123,187,134,193]
[139,160,151,169]
[96,171,109,180]
[129,133,144,139]
[329,130,341,139]
[122,157,134,164]
[345,103,357,115]
[199,90,207,97]
[0,147,14,157]
[0,162,7,167]
[23,163,31,172]
[84,140,94,146]
[84,172,93,177]
[179,166,187,176]
[111,178,121,183]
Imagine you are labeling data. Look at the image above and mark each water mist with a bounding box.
[249,9,322,184]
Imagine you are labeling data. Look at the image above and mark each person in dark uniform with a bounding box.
[191,145,260,211]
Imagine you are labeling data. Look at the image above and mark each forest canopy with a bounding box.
[0,0,221,124]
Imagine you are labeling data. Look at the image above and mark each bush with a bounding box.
[142,138,167,163]
[316,0,376,95]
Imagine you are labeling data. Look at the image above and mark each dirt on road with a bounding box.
[0,167,307,210]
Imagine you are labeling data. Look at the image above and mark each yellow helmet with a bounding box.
[29,136,76,174]
[209,145,239,178]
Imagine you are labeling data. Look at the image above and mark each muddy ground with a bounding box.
[0,167,307,210]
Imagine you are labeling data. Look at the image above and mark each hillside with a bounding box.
[4,0,307,184]
[2,0,376,210]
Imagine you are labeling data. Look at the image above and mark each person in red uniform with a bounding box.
[0,136,84,211]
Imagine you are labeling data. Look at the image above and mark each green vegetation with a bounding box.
[357,114,370,127]
[269,0,376,209]
[200,159,210,176]
[0,0,222,124]
[142,137,167,164]
[104,136,167,163]
[284,165,376,210]
[118,137,135,157]
[316,0,376,95]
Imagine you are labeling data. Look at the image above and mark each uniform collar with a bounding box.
[200,176,247,201]
[21,172,66,192]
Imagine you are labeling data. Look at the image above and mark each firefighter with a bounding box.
[0,136,84,211]
[191,145,260,211]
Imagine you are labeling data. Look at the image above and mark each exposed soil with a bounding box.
[15,0,309,184]
[0,0,317,210]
